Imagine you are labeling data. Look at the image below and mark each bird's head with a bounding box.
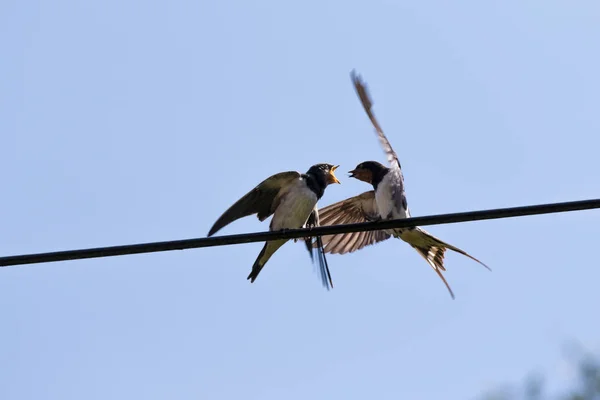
[306,163,341,185]
[348,161,387,184]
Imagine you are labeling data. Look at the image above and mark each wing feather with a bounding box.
[316,191,391,254]
[207,171,301,236]
[350,70,402,171]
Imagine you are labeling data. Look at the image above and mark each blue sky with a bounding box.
[1,0,599,399]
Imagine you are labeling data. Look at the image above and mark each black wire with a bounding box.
[1,198,599,267]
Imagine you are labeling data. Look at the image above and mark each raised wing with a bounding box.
[207,171,301,236]
[350,70,402,172]
[303,208,334,290]
[315,191,391,254]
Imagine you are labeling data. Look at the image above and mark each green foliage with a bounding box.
[479,352,600,400]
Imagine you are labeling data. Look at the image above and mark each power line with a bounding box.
[1,198,599,268]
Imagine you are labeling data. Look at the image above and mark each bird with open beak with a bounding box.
[316,71,489,299]
[208,163,340,289]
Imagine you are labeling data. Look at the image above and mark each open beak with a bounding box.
[348,169,357,178]
[329,165,341,184]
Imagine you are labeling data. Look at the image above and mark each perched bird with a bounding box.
[316,71,489,298]
[208,163,341,289]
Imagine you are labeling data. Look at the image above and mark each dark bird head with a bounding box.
[348,161,388,185]
[306,163,341,186]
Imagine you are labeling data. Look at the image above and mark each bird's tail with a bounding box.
[398,227,490,299]
[247,239,287,283]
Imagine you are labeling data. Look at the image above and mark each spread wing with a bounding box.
[303,208,334,290]
[315,191,392,254]
[350,70,403,172]
[207,171,301,236]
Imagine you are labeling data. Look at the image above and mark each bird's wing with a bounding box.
[315,191,392,254]
[350,70,402,171]
[303,207,334,290]
[207,171,301,236]
[351,70,409,216]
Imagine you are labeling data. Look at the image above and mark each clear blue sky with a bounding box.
[1,1,599,399]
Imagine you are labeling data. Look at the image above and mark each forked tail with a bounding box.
[398,227,490,299]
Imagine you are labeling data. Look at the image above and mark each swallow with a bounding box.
[316,71,489,298]
[208,163,341,289]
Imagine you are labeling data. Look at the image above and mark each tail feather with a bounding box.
[306,235,334,290]
[399,227,490,299]
[441,241,491,271]
[410,244,455,299]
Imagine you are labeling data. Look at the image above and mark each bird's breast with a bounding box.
[375,173,395,218]
[270,182,318,231]
[375,171,409,222]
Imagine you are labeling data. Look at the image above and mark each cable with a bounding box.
[1,198,599,267]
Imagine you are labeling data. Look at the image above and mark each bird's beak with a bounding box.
[348,169,357,178]
[329,165,341,184]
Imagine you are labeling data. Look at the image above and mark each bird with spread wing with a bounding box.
[208,163,340,289]
[316,71,489,298]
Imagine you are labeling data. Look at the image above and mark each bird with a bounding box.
[208,163,341,289]
[316,71,489,299]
